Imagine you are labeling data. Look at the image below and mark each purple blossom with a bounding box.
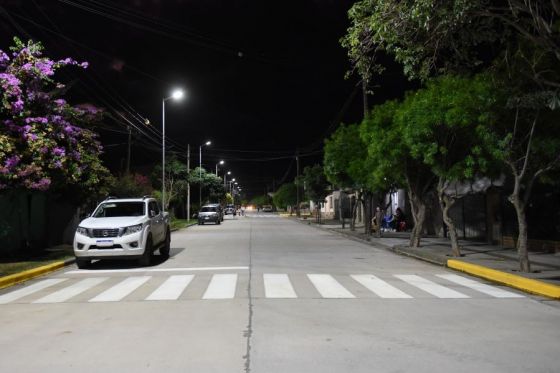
[53,160,63,169]
[27,133,38,141]
[12,99,24,113]
[25,117,48,124]
[54,99,66,107]
[29,178,51,191]
[72,151,81,160]
[0,50,9,66]
[35,60,54,76]
[40,146,49,154]
[5,155,20,169]
[53,147,65,156]
[80,62,89,68]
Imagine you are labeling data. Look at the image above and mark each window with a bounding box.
[94,202,145,217]
[149,201,160,215]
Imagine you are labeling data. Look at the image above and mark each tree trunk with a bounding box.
[410,200,426,248]
[375,207,382,238]
[509,190,531,272]
[438,180,461,256]
[363,195,371,236]
[350,200,357,231]
[407,187,427,248]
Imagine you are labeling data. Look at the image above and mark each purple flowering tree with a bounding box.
[0,38,110,194]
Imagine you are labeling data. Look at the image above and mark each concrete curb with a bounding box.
[0,257,75,290]
[448,259,560,299]
[170,222,198,232]
[296,219,560,299]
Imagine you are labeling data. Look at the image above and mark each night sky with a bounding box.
[0,0,411,197]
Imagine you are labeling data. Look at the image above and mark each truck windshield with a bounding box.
[200,207,217,212]
[93,202,145,217]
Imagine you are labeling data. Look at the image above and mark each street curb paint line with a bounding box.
[0,258,75,290]
[447,259,560,299]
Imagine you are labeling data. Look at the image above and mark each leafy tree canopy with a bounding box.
[396,74,498,182]
[272,183,297,209]
[343,0,559,86]
[324,123,369,189]
[299,164,330,204]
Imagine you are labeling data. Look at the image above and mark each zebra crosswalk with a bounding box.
[0,272,525,305]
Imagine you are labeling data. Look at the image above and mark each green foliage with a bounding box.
[342,0,559,85]
[188,167,226,203]
[152,156,189,209]
[359,100,404,190]
[324,124,369,189]
[300,164,330,204]
[396,74,498,181]
[272,183,297,209]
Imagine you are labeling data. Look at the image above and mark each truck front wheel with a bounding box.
[160,229,170,258]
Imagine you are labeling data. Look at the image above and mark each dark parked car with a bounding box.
[198,205,221,225]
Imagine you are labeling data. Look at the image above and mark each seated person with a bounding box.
[395,207,406,231]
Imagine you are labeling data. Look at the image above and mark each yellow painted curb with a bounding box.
[0,261,66,290]
[448,259,560,299]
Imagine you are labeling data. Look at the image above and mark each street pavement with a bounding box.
[0,212,559,372]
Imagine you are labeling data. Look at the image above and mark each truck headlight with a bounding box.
[76,226,89,237]
[122,224,143,236]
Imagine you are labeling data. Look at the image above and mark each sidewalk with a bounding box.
[294,216,560,299]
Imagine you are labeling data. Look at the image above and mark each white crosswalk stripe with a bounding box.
[436,274,525,298]
[203,274,237,299]
[34,277,108,304]
[395,274,470,298]
[146,275,194,301]
[0,272,525,304]
[89,276,151,302]
[307,274,355,298]
[0,278,67,304]
[264,274,297,298]
[351,274,412,298]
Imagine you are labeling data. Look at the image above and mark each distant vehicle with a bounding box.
[262,205,273,212]
[198,205,221,225]
[224,204,236,215]
[205,203,224,221]
[73,196,170,268]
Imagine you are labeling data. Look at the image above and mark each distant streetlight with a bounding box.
[162,88,184,212]
[224,171,231,188]
[199,140,211,208]
[216,160,225,176]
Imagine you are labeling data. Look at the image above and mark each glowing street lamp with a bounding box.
[216,160,225,176]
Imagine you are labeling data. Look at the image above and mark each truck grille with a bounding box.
[92,228,119,238]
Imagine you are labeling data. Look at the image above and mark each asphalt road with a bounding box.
[1,212,559,373]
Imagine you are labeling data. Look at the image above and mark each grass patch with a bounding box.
[0,244,74,277]
[170,218,196,231]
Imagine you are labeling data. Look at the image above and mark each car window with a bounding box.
[149,201,160,215]
[200,207,216,212]
[93,202,145,217]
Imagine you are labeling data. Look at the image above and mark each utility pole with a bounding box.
[187,143,191,220]
[126,126,132,174]
[296,151,300,217]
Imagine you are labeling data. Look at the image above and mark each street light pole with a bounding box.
[199,141,211,208]
[215,160,224,176]
[162,99,165,212]
[224,171,231,188]
[187,143,190,220]
[161,89,184,213]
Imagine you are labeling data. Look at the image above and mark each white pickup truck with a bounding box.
[73,196,170,268]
